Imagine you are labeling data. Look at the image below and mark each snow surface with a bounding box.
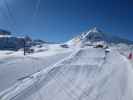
[0,45,73,93]
[0,46,133,100]
[0,35,12,38]
[0,27,133,100]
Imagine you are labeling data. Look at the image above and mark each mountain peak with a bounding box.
[67,27,133,46]
[67,27,105,46]
[88,27,102,33]
[79,27,105,42]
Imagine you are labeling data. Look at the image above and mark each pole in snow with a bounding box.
[23,38,26,56]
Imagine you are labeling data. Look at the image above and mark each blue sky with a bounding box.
[0,0,133,42]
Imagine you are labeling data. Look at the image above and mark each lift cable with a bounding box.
[29,0,41,27]
[3,0,17,32]
[0,6,11,27]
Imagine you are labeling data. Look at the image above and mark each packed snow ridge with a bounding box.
[0,27,133,100]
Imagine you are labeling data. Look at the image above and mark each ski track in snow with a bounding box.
[0,51,72,93]
[0,47,133,100]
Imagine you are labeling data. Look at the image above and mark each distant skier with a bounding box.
[128,53,132,60]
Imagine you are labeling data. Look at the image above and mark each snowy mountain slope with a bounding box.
[67,27,133,46]
[0,47,133,100]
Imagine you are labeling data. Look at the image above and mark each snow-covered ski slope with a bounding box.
[0,45,73,93]
[0,47,133,100]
